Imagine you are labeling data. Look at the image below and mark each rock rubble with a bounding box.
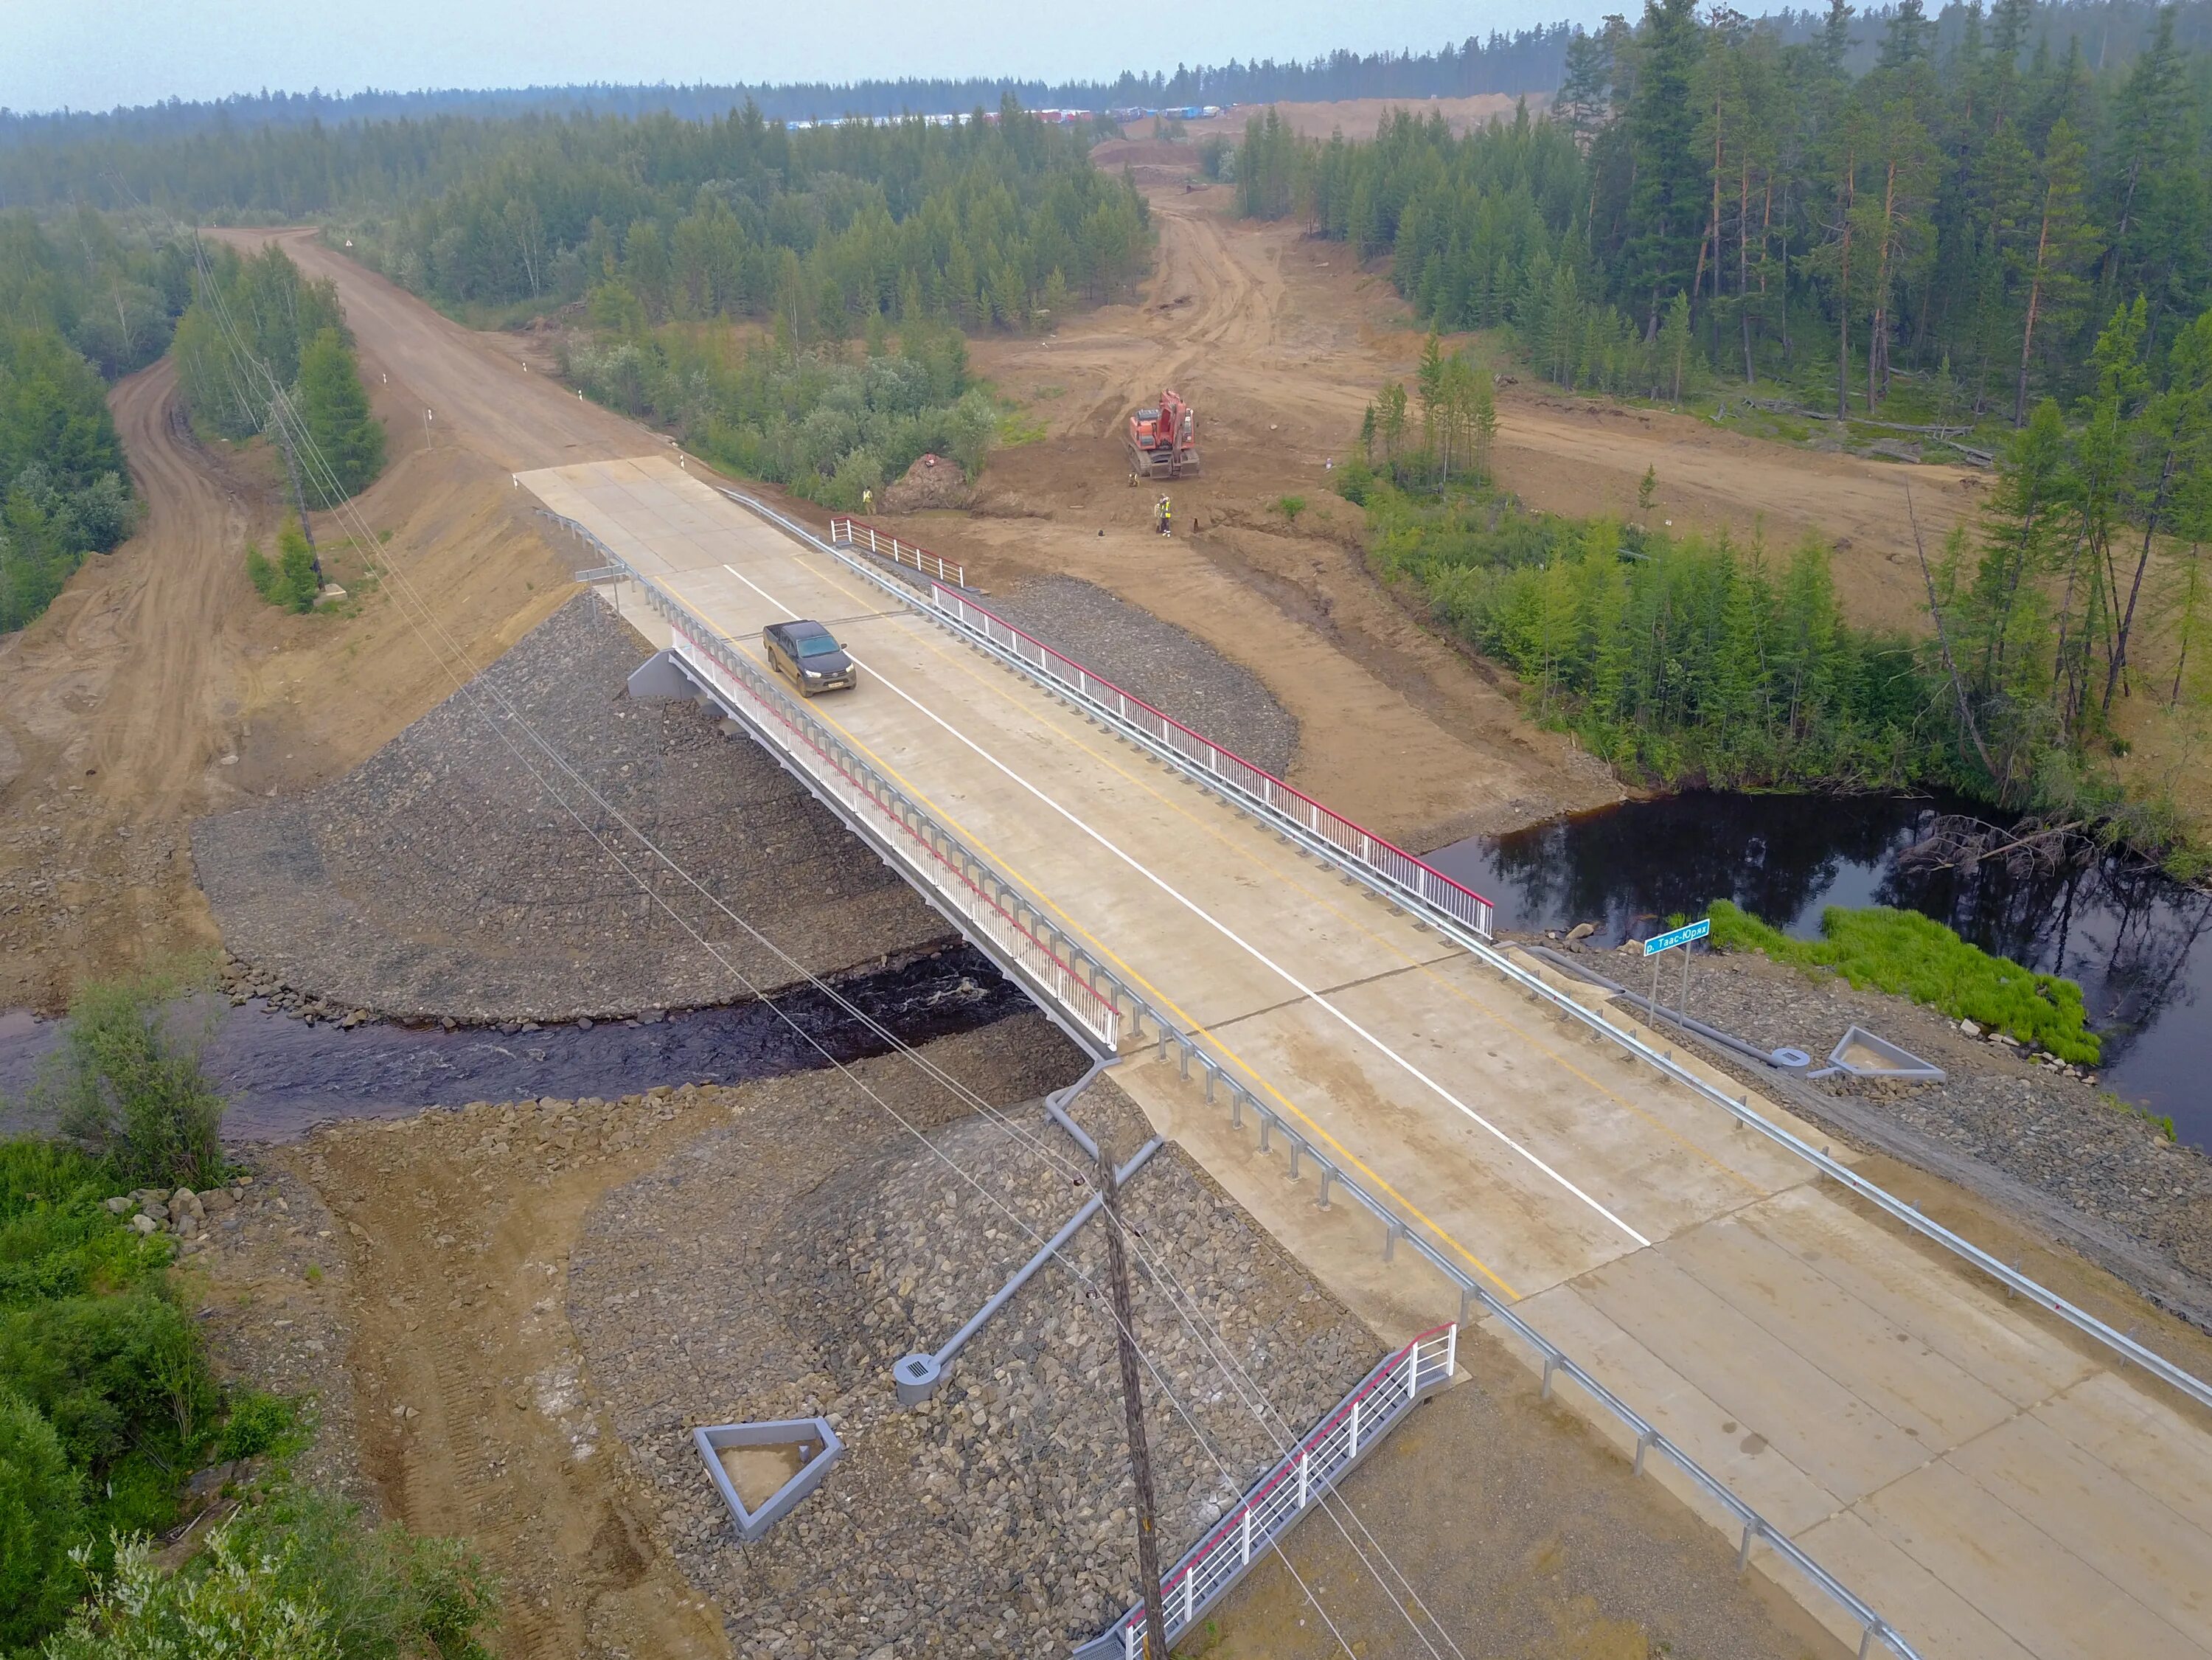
[571,1075,1378,1658]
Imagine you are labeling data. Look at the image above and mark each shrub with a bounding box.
[46,1492,499,1660]
[0,1388,85,1648]
[218,1388,302,1462]
[42,965,226,1190]
[1708,900,2101,1063]
[247,521,321,612]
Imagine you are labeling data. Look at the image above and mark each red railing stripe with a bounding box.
[908,578,1496,920]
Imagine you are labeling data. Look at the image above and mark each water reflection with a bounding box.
[1427,793,2212,1147]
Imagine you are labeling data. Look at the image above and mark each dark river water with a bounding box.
[1428,793,2212,1149]
[0,948,1032,1144]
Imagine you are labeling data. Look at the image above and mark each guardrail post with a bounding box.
[1258,1113,1273,1153]
[1457,1285,1475,1330]
[1204,1069,1217,1103]
[1315,1166,1334,1209]
[1383,1218,1402,1263]
[1633,1428,1654,1476]
[1857,1624,1878,1660]
[1737,1520,1756,1572]
[1178,1041,1192,1080]
[1285,1141,1303,1181]
[1540,1353,1557,1400]
[1228,1087,1244,1128]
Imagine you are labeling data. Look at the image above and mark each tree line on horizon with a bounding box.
[343,99,1150,332]
[0,25,1587,154]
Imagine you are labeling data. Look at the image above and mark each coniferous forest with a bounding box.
[1236,0,2212,854]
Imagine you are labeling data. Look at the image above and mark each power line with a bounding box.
[177,231,1380,1660]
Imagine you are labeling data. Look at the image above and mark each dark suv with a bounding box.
[763,619,858,695]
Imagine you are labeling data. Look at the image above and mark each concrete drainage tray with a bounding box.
[693,1415,844,1541]
[1816,1024,1946,1083]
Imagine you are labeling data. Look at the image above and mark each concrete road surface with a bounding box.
[521,456,2212,1660]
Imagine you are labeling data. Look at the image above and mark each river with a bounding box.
[0,948,1032,1144]
[1427,792,2212,1150]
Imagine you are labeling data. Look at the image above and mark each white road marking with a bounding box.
[717,556,1652,1251]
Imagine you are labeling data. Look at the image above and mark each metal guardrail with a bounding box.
[1076,1324,1459,1660]
[751,493,1497,942]
[731,489,2212,1419]
[924,586,1498,941]
[538,485,2206,1660]
[827,516,966,586]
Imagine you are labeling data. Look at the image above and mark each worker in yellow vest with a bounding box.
[1155,495,1172,538]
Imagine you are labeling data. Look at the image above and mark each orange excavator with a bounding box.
[1127,389,1200,481]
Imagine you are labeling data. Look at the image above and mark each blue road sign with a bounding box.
[1643,918,1711,956]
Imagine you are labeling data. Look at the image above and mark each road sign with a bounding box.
[1643,918,1711,956]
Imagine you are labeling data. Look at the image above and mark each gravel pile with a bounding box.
[570,1064,1378,1659]
[986,574,1298,776]
[192,595,950,1023]
[1542,936,2212,1320]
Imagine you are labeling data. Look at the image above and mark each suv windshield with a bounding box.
[796,635,841,657]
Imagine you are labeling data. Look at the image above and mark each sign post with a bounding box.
[1642,918,1711,1027]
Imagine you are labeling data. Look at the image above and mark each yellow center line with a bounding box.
[663,569,1521,1300]
[745,544,1767,1198]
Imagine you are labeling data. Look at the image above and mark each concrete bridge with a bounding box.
[523,454,2212,1660]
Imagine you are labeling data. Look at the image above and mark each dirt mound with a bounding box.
[878,451,970,512]
[192,592,949,1022]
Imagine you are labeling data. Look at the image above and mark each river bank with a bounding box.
[1430,790,2212,1148]
[0,944,1026,1143]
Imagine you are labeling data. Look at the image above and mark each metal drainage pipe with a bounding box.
[894,1136,1164,1406]
[1523,944,1802,1070]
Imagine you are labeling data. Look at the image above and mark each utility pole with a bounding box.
[1096,1141,1169,1659]
[267,398,316,554]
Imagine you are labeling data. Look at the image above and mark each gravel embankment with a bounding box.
[987,574,1299,776]
[1536,935,2212,1327]
[571,1069,1378,1659]
[192,594,950,1023]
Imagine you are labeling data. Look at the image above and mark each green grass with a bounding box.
[1708,900,2102,1065]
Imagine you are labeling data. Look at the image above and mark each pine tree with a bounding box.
[296,327,384,499]
[2011,119,2097,425]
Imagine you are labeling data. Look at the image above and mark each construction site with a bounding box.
[6,89,2212,1660]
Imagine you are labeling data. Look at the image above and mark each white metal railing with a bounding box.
[740,493,1498,942]
[1075,1325,1459,1660]
[919,583,1498,941]
[550,490,2208,1660]
[828,516,966,587]
[748,488,2212,1416]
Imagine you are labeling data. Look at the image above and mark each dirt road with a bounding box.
[970,181,1982,637]
[213,230,647,474]
[0,333,580,1011]
[0,359,246,1007]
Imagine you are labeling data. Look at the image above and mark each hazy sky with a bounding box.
[5,0,1599,114]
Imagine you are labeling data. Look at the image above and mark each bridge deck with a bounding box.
[522,456,2212,1660]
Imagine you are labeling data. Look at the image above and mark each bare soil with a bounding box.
[0,353,580,1013]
